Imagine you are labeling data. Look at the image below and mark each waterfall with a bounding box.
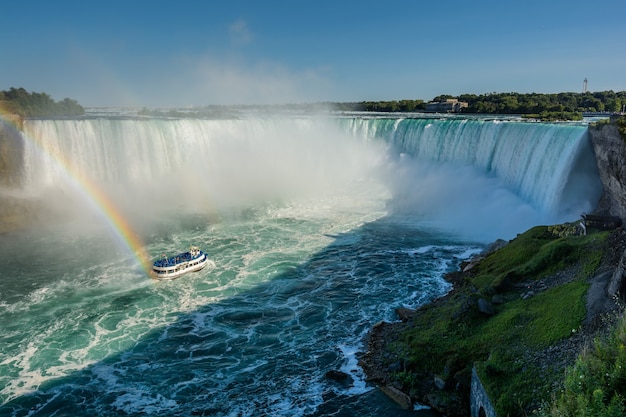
[23,117,366,185]
[341,117,602,218]
[10,115,602,226]
[18,117,387,217]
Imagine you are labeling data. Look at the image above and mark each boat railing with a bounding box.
[153,248,205,268]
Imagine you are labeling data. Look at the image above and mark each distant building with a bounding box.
[425,99,468,113]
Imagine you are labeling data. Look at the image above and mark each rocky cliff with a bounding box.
[0,117,24,188]
[590,119,626,309]
[0,117,49,234]
[589,119,626,220]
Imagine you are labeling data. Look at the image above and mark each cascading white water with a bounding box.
[22,117,385,214]
[17,115,603,240]
[341,117,602,219]
[24,118,373,184]
[21,117,601,217]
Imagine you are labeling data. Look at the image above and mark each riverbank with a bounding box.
[359,225,625,416]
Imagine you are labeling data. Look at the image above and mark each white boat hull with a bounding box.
[151,249,214,280]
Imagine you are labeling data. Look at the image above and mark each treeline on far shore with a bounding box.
[0,87,84,118]
[331,90,626,120]
[2,87,626,121]
[147,90,624,121]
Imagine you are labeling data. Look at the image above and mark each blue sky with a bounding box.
[2,0,625,108]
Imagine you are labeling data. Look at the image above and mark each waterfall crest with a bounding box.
[342,117,602,217]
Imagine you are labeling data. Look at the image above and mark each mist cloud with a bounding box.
[382,153,554,242]
[57,17,334,108]
[182,56,332,106]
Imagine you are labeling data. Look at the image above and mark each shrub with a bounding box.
[542,317,626,416]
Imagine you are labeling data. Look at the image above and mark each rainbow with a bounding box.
[0,109,152,275]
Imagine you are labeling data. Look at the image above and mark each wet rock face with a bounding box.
[359,318,470,416]
[0,120,31,233]
[589,122,626,220]
[0,120,25,188]
[325,369,353,386]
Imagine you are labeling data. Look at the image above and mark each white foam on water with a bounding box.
[112,390,178,415]
[337,343,372,395]
[457,246,485,260]
[412,245,436,254]
[0,342,42,401]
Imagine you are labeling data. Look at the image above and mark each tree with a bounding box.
[0,88,84,117]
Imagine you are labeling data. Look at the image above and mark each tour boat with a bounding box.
[151,246,213,280]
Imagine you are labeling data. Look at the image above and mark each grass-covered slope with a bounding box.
[370,225,622,416]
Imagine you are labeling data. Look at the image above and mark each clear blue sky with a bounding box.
[2,0,625,108]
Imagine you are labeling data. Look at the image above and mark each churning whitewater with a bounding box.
[0,114,602,416]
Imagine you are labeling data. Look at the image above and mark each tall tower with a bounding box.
[583,78,588,93]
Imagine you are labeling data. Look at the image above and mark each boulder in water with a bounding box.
[325,369,353,386]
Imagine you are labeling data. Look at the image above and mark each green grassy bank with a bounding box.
[381,225,625,416]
